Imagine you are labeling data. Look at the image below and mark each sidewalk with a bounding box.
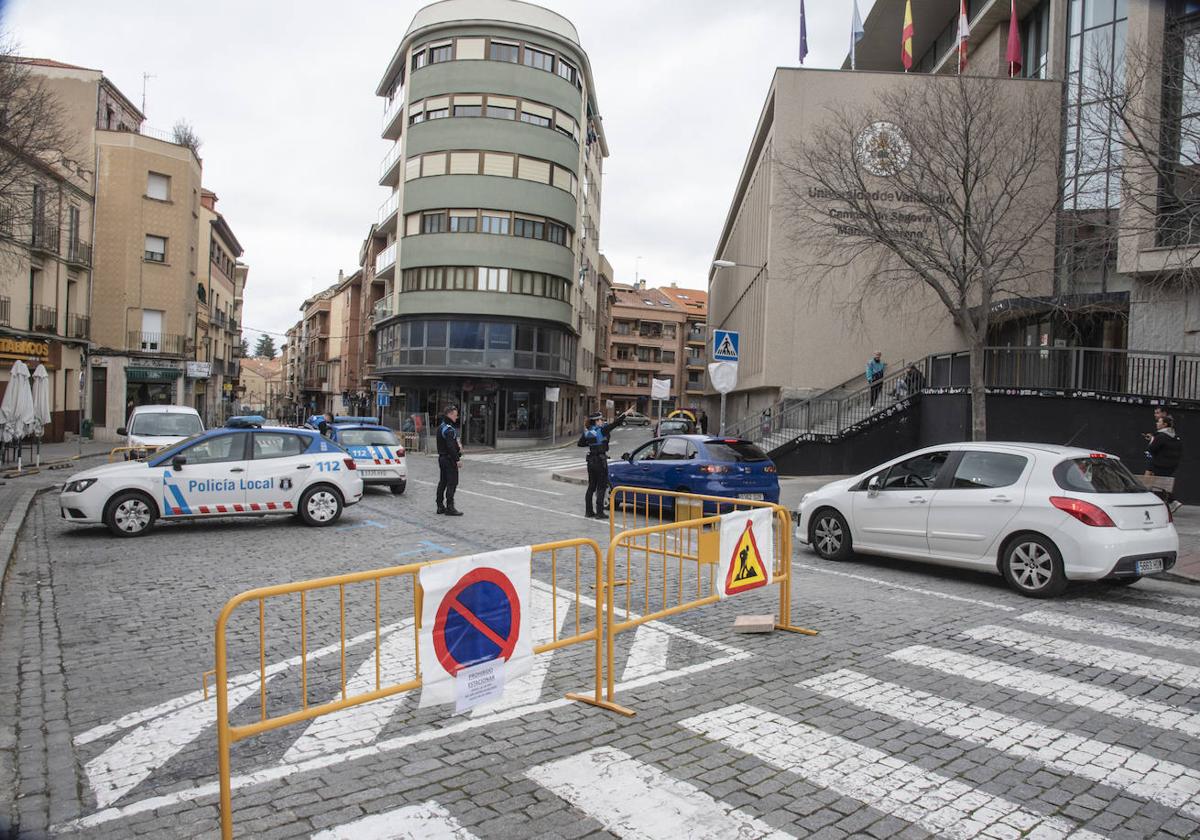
[551,467,1200,586]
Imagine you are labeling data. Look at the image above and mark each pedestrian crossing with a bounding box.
[462,447,585,473]
[303,589,1200,839]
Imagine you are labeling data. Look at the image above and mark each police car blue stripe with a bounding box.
[167,482,191,515]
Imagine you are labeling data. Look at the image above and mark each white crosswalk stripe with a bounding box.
[888,644,1200,737]
[681,704,1102,840]
[800,668,1200,820]
[1020,609,1200,653]
[463,448,584,473]
[311,800,480,839]
[961,624,1200,691]
[1089,599,1200,630]
[526,746,792,840]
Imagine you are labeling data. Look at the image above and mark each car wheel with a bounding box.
[104,491,157,537]
[390,482,406,495]
[299,485,344,526]
[810,509,852,561]
[1001,534,1067,598]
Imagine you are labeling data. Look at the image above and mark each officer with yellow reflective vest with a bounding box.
[577,407,631,519]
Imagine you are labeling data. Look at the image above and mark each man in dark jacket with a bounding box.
[317,412,335,437]
[436,405,463,516]
[578,408,630,518]
[1146,415,1183,477]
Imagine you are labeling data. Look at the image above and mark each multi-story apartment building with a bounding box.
[281,323,302,422]
[659,284,708,404]
[370,0,609,448]
[194,190,246,424]
[0,59,100,442]
[600,281,687,415]
[594,254,614,409]
[297,284,337,415]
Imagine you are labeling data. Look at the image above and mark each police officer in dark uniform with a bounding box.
[577,407,630,518]
[436,405,463,516]
[317,412,335,437]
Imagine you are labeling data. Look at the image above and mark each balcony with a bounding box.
[231,343,244,358]
[229,316,239,331]
[211,358,227,377]
[129,330,188,356]
[69,314,90,339]
[30,304,57,333]
[213,310,228,328]
[379,143,403,186]
[66,239,92,268]
[31,220,59,255]
[686,354,704,368]
[382,95,404,140]
[375,241,397,279]
[373,297,395,323]
[0,296,8,326]
[377,191,399,230]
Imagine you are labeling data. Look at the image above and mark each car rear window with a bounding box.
[704,441,769,462]
[1053,458,1145,493]
[339,429,400,446]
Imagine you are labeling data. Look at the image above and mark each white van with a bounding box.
[118,405,205,459]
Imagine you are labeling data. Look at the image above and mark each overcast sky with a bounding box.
[2,0,865,348]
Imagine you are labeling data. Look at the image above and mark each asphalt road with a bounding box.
[2,447,1200,839]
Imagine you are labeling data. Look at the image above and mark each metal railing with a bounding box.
[129,330,188,355]
[31,219,59,254]
[377,192,399,226]
[30,304,57,333]
[213,310,228,328]
[69,314,90,339]
[734,345,1200,453]
[380,143,402,180]
[374,242,397,274]
[67,239,92,267]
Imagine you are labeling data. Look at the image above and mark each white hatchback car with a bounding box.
[60,419,364,537]
[796,442,1178,598]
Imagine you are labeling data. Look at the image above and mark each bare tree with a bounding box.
[1081,26,1200,287]
[171,119,202,156]
[0,35,84,242]
[777,74,1062,440]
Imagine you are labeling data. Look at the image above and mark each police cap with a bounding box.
[589,411,604,421]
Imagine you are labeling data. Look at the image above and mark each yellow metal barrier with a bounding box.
[107,445,161,462]
[600,486,817,716]
[213,538,604,839]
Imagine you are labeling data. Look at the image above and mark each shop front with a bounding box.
[0,333,86,443]
[89,356,186,438]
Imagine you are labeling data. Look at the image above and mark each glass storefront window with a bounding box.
[375,319,575,379]
[427,321,447,346]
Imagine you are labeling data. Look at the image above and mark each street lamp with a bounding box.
[709,259,768,435]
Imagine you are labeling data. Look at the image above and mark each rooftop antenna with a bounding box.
[635,255,642,285]
[141,72,156,114]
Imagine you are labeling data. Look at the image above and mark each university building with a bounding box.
[708,0,1200,432]
[368,0,609,447]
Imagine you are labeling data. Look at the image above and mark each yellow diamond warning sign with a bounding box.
[718,509,774,598]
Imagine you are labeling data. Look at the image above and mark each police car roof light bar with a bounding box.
[225,416,266,428]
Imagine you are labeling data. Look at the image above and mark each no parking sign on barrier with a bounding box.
[418,547,532,710]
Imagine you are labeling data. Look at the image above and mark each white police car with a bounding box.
[321,417,407,495]
[59,417,364,537]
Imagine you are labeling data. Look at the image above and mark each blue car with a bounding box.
[608,435,779,509]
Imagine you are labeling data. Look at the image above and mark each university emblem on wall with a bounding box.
[855,121,912,177]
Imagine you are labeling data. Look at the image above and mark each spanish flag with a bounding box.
[901,0,914,71]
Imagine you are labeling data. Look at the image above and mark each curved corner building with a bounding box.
[372,0,607,447]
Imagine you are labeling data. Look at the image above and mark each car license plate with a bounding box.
[361,469,388,477]
[1135,557,1164,575]
[738,493,765,501]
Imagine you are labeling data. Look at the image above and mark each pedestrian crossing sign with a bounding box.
[718,508,774,598]
[712,329,739,362]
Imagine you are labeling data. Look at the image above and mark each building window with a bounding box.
[486,98,516,119]
[426,106,449,120]
[546,222,567,246]
[513,216,544,239]
[481,213,510,235]
[556,58,578,86]
[429,43,453,63]
[489,41,519,62]
[409,111,425,125]
[147,172,170,201]
[453,103,482,117]
[144,234,167,262]
[1020,0,1051,79]
[449,211,477,232]
[524,47,554,71]
[520,110,551,128]
[411,49,428,70]
[422,212,446,233]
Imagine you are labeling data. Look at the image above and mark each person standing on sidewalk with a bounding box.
[866,352,887,409]
[578,408,630,519]
[436,405,464,516]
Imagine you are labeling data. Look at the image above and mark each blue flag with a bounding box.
[799,0,809,64]
[851,0,865,70]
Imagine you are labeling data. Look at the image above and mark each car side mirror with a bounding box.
[172,455,187,471]
[622,452,631,461]
[117,427,128,437]
[867,475,881,496]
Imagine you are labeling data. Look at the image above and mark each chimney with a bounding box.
[638,278,646,291]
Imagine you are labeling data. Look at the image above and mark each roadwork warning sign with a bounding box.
[718,509,774,598]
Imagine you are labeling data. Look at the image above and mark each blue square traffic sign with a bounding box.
[712,329,739,362]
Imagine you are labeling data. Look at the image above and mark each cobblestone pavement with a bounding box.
[2,451,1200,838]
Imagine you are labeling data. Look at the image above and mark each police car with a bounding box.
[310,416,407,495]
[59,416,364,537]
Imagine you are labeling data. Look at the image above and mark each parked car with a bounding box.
[622,411,652,426]
[796,442,1178,598]
[609,435,779,509]
[118,405,205,459]
[60,416,363,537]
[653,417,695,437]
[325,420,407,495]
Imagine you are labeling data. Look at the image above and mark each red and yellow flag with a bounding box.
[901,0,914,70]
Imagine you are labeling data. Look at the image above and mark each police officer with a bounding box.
[317,411,335,437]
[436,405,463,516]
[577,407,630,518]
